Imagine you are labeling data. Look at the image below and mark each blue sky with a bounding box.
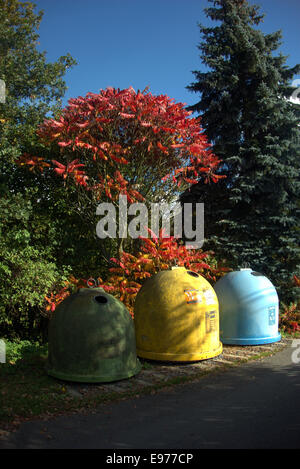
[34,0,300,108]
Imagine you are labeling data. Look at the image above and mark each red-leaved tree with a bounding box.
[19,87,223,203]
[18,87,228,314]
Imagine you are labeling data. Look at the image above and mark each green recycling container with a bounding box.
[46,287,141,383]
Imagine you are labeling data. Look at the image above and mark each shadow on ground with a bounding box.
[1,342,299,449]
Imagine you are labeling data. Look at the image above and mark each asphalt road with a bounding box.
[1,341,300,450]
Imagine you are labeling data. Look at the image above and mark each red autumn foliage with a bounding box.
[279,301,300,335]
[17,87,224,201]
[278,275,300,335]
[44,229,231,318]
[293,275,300,287]
[17,153,51,172]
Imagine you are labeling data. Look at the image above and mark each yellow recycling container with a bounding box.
[134,267,222,362]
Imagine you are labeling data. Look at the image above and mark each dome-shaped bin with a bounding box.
[214,268,281,345]
[134,267,222,362]
[46,287,141,382]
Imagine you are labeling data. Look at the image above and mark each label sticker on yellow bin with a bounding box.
[203,289,216,305]
[206,310,217,332]
[184,289,202,304]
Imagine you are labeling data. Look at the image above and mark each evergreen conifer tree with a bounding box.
[183,0,300,303]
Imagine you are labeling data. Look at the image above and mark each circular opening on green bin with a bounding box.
[187,271,199,278]
[94,295,108,304]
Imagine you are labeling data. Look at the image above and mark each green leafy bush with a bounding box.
[0,193,69,340]
[5,340,48,364]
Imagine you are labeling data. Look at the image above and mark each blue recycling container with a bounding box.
[214,268,281,345]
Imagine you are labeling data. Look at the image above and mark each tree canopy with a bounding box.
[183,0,300,303]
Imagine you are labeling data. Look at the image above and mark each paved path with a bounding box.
[1,341,300,449]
